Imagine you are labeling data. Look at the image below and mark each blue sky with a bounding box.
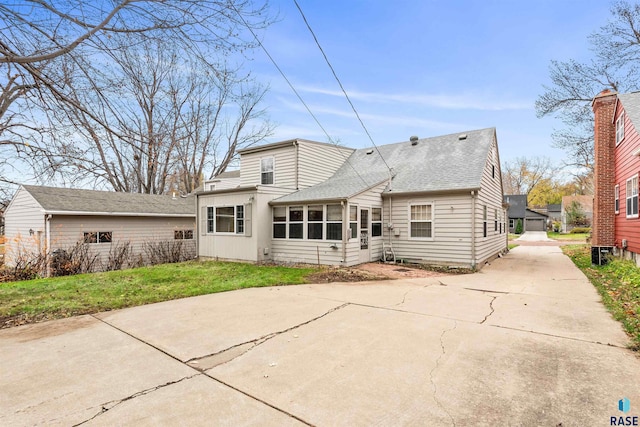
[246,0,613,165]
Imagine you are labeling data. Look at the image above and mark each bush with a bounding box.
[570,227,591,234]
[515,218,523,234]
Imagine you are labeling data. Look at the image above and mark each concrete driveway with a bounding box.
[1,245,639,426]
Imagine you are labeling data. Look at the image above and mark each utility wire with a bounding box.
[228,3,370,188]
[293,0,393,174]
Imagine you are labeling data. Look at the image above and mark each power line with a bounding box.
[228,3,370,188]
[293,0,393,174]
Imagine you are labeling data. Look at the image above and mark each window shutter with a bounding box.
[200,206,207,236]
[244,203,252,237]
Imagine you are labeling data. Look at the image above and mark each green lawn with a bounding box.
[547,231,590,241]
[0,260,320,328]
[562,244,640,350]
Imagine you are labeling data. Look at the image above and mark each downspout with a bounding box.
[45,214,51,277]
[341,200,347,264]
[294,140,299,190]
[471,191,477,270]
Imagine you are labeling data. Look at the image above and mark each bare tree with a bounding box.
[536,1,640,171]
[0,0,272,195]
[45,37,272,194]
[502,156,558,195]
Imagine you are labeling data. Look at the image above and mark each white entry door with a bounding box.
[359,208,370,264]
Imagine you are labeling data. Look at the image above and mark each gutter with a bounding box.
[196,185,258,196]
[381,187,481,198]
[42,211,194,218]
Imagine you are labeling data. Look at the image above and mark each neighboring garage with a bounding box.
[525,217,546,231]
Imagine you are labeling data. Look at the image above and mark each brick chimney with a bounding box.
[591,89,617,247]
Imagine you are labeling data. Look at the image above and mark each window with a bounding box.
[372,208,382,237]
[236,205,244,234]
[349,205,358,239]
[494,209,498,232]
[308,205,323,240]
[509,218,514,229]
[216,206,235,233]
[483,206,488,238]
[273,206,286,238]
[615,184,620,214]
[289,206,303,239]
[326,204,342,240]
[410,204,433,238]
[626,175,639,218]
[616,112,625,145]
[207,207,214,233]
[261,157,274,185]
[84,231,112,244]
[492,165,495,179]
[174,230,194,240]
[209,184,216,191]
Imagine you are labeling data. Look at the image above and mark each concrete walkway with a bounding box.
[1,245,639,426]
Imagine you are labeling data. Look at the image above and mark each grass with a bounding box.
[547,231,590,240]
[0,260,320,327]
[562,244,640,350]
[508,243,518,250]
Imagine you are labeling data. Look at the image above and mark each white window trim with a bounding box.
[626,175,639,219]
[272,206,287,239]
[208,205,245,235]
[371,207,383,239]
[616,112,625,146]
[615,184,620,214]
[260,156,275,185]
[408,202,435,241]
[349,204,358,240]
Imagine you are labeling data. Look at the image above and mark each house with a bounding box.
[3,185,196,270]
[504,194,548,232]
[592,90,640,265]
[560,195,593,233]
[547,204,562,229]
[196,129,508,269]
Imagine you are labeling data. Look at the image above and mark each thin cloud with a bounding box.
[296,85,531,111]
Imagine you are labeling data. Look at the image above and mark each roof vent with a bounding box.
[410,135,419,145]
[458,134,467,140]
[366,149,374,155]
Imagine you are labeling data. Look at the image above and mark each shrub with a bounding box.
[515,218,523,234]
[50,241,100,276]
[570,227,591,234]
[143,240,187,265]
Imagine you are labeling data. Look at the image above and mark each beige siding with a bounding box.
[297,142,353,189]
[205,177,240,191]
[3,187,46,266]
[384,193,474,266]
[49,215,196,267]
[197,187,290,263]
[240,146,297,189]
[475,138,508,265]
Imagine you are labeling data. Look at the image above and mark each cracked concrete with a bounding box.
[2,245,640,426]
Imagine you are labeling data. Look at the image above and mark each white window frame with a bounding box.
[236,205,244,235]
[261,156,275,185]
[409,202,434,240]
[616,112,625,145]
[626,175,639,218]
[307,205,324,240]
[349,205,358,239]
[615,184,620,214]
[288,206,304,239]
[84,231,112,244]
[207,206,245,235]
[371,207,383,238]
[326,204,342,241]
[272,206,286,239]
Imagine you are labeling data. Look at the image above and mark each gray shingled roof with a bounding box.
[504,194,527,218]
[273,128,496,204]
[618,91,640,129]
[215,170,240,179]
[22,185,195,216]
